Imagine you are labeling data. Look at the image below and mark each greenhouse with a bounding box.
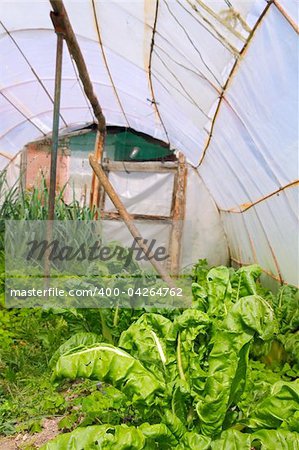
[0,0,298,449]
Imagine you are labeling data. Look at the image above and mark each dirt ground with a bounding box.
[0,418,60,449]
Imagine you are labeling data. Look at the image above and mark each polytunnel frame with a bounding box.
[1,0,298,288]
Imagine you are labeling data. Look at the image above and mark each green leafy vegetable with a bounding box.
[49,332,102,367]
[196,295,276,437]
[252,429,299,450]
[245,380,299,430]
[52,343,165,409]
[44,262,299,448]
[41,424,145,449]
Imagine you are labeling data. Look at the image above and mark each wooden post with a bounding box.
[169,153,188,276]
[90,131,104,209]
[48,30,63,221]
[89,155,175,288]
[49,0,106,134]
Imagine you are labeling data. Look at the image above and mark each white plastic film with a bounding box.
[221,186,299,287]
[105,171,174,216]
[182,168,229,268]
[0,0,258,162]
[198,4,298,285]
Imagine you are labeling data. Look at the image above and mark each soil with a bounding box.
[0,418,60,449]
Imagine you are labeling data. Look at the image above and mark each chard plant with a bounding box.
[42,263,299,449]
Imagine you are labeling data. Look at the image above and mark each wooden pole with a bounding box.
[45,25,64,288]
[89,155,175,288]
[48,31,63,221]
[49,0,106,134]
[169,153,187,276]
[90,131,104,209]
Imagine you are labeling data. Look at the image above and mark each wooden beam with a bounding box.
[273,0,299,33]
[49,0,106,133]
[219,180,299,214]
[89,155,175,288]
[168,153,188,276]
[0,151,13,161]
[101,211,172,223]
[102,160,178,173]
[90,131,104,209]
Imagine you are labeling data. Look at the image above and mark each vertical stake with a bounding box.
[48,32,63,220]
[168,153,188,276]
[45,26,64,292]
[90,131,104,213]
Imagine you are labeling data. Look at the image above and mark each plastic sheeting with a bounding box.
[1,153,21,189]
[199,6,298,208]
[105,171,174,216]
[68,149,92,206]
[199,4,298,286]
[101,164,229,269]
[0,0,261,163]
[0,1,298,285]
[181,168,229,268]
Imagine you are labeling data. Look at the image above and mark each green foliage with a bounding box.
[196,295,276,437]
[79,386,135,426]
[44,262,299,448]
[0,171,98,221]
[42,424,146,450]
[0,175,103,436]
[244,379,299,430]
[0,173,298,448]
[52,343,165,411]
[211,429,299,450]
[49,332,103,368]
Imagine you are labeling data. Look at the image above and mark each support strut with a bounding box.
[48,27,63,220]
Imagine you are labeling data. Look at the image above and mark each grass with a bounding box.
[0,172,101,437]
[0,171,98,221]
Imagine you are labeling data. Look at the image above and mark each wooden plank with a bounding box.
[89,155,175,288]
[168,153,188,276]
[101,211,172,223]
[102,160,178,173]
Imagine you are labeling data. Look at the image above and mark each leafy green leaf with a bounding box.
[139,422,178,448]
[231,265,262,301]
[41,424,145,449]
[49,332,102,367]
[52,343,165,409]
[246,380,299,430]
[174,309,209,391]
[196,295,276,437]
[252,429,299,450]
[274,286,299,333]
[211,429,252,450]
[206,266,232,317]
[119,313,176,381]
[177,431,211,450]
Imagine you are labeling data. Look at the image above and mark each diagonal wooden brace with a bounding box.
[89,155,175,288]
